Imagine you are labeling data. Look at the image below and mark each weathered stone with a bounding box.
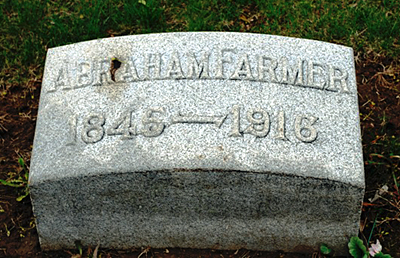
[29,32,364,254]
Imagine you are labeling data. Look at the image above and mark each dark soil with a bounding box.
[0,52,399,257]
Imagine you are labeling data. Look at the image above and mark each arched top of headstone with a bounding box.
[33,32,362,186]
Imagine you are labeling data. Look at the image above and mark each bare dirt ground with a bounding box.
[0,52,399,257]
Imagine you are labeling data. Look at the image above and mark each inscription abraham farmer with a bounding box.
[48,49,349,93]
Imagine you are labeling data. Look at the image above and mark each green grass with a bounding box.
[0,157,29,201]
[1,0,399,79]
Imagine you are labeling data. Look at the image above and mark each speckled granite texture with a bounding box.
[29,32,364,254]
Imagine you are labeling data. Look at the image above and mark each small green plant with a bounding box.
[348,237,392,258]
[348,237,368,258]
[0,157,29,201]
[75,240,83,256]
[320,243,332,255]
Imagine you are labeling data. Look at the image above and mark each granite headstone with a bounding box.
[29,32,364,254]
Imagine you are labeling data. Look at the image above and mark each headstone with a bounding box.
[29,32,364,254]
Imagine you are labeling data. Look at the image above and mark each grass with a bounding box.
[0,157,29,202]
[1,0,399,74]
[1,0,400,257]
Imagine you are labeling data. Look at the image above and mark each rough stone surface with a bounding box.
[29,32,364,254]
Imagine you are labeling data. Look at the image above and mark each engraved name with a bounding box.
[67,105,318,145]
[48,48,350,94]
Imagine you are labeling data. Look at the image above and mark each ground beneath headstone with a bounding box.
[0,52,399,257]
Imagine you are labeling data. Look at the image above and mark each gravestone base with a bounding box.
[31,170,363,254]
